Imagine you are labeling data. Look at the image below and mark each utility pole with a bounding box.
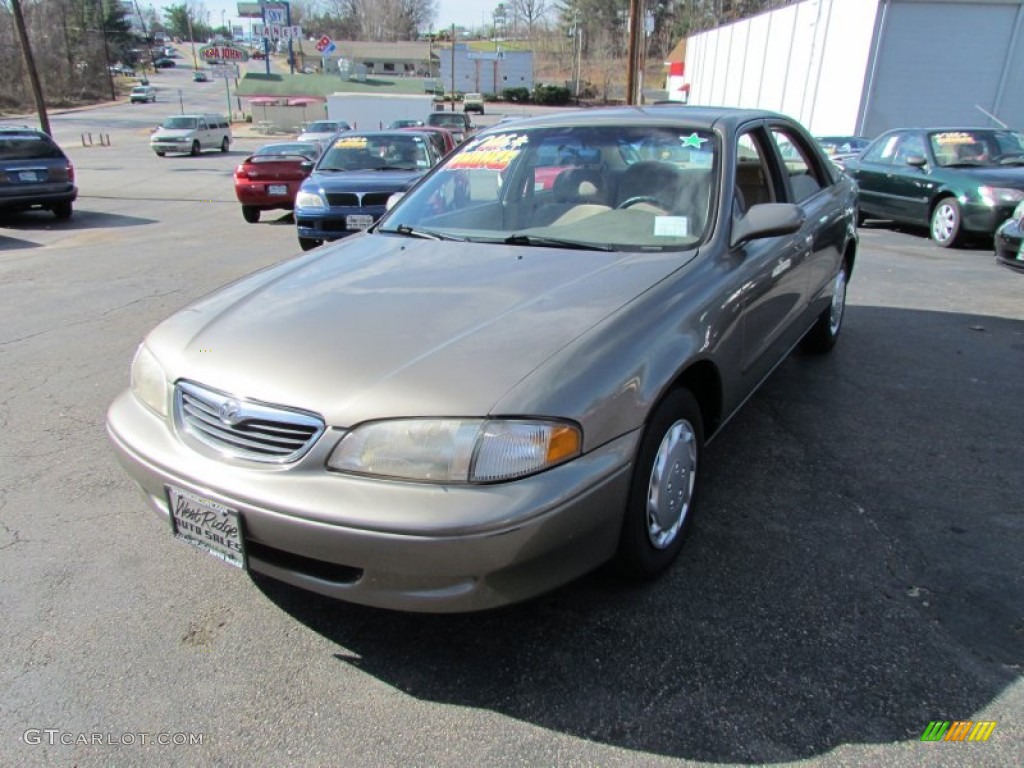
[11,0,50,136]
[625,0,643,105]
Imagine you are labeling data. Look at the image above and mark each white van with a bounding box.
[150,113,231,156]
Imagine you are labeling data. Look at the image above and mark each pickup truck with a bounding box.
[463,92,485,114]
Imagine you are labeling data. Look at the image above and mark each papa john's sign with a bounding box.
[199,44,250,62]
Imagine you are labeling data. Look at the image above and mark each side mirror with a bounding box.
[386,192,405,211]
[906,155,927,168]
[731,203,805,248]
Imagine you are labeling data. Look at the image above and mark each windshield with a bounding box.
[0,133,63,160]
[929,130,1024,167]
[162,117,197,130]
[427,113,466,127]
[317,134,432,172]
[305,121,345,133]
[378,124,718,251]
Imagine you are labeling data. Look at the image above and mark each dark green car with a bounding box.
[844,128,1024,247]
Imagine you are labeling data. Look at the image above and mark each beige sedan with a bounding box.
[107,106,858,612]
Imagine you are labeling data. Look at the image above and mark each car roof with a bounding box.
[481,105,790,133]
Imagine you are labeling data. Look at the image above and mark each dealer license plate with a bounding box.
[167,486,245,569]
[268,184,288,196]
[346,214,373,230]
[18,171,38,182]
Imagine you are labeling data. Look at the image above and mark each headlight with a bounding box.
[295,190,325,209]
[131,344,168,417]
[328,418,582,483]
[979,186,1024,207]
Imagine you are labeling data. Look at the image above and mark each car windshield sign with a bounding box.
[378,125,718,250]
[930,130,1024,167]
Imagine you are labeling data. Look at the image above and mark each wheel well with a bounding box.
[671,360,723,437]
[844,239,857,279]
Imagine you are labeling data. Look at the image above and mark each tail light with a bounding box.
[67,162,75,182]
[234,165,249,179]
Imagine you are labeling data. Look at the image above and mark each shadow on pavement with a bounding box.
[0,208,156,231]
[253,304,1022,763]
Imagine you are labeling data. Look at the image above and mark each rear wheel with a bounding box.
[52,201,73,220]
[930,196,962,247]
[298,237,321,251]
[800,260,848,353]
[242,206,260,223]
[615,388,704,579]
[190,140,200,157]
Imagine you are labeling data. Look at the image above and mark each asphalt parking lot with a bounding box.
[1,83,1021,766]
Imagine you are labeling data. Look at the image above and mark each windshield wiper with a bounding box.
[391,224,466,241]
[503,233,614,251]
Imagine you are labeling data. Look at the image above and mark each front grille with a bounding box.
[325,192,359,206]
[174,381,325,463]
[361,192,391,207]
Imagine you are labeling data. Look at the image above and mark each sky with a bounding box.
[147,1,490,35]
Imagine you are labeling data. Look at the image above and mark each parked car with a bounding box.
[130,85,157,103]
[0,126,77,219]
[463,92,485,114]
[994,200,1024,271]
[293,131,441,250]
[153,57,176,68]
[106,106,857,613]
[150,113,232,156]
[192,70,210,82]
[844,127,1024,246]
[389,119,424,129]
[425,110,475,143]
[233,141,322,223]
[296,120,352,147]
[815,135,869,168]
[397,125,457,156]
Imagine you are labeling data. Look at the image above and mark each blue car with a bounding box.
[294,131,440,250]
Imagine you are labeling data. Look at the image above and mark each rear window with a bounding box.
[0,133,64,160]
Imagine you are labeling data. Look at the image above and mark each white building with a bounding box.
[439,44,534,95]
[679,0,1024,137]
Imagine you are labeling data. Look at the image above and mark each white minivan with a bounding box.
[150,113,232,156]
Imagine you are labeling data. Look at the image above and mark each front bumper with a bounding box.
[106,389,636,612]
[994,218,1024,271]
[961,201,1019,237]
[151,140,192,154]
[294,204,385,242]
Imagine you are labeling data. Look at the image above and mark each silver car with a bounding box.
[107,106,857,612]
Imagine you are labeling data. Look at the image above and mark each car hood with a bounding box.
[304,169,426,193]
[943,166,1024,187]
[145,236,694,425]
[152,129,194,140]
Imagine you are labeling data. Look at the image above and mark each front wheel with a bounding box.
[615,388,704,579]
[930,197,962,247]
[298,237,321,251]
[800,261,848,353]
[241,206,260,223]
[220,136,229,153]
[190,140,200,157]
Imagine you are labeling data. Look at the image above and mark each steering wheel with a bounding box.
[617,195,664,210]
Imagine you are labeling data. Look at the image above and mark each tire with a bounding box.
[155,151,165,157]
[242,206,260,223]
[52,201,73,220]
[615,388,704,579]
[298,237,321,251]
[190,140,200,157]
[800,260,848,354]
[220,137,229,153]
[930,196,962,248]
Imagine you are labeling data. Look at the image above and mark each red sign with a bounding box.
[199,45,250,62]
[315,35,332,53]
